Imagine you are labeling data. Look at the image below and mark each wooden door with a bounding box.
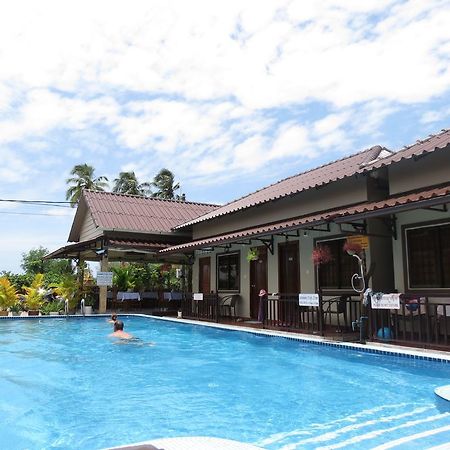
[278,241,300,324]
[250,246,268,319]
[278,241,300,294]
[199,257,211,293]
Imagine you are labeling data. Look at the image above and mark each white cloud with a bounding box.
[0,0,450,272]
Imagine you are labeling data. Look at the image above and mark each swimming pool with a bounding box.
[1,316,449,450]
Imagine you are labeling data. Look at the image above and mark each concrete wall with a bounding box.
[193,176,368,240]
[191,222,373,318]
[389,149,450,195]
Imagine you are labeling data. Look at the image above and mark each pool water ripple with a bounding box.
[1,316,450,450]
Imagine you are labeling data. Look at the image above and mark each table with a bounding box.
[114,292,141,310]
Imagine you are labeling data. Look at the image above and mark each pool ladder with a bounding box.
[64,299,69,316]
[80,298,85,316]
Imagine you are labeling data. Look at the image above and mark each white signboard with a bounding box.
[371,293,400,310]
[96,271,113,286]
[193,293,204,301]
[299,293,320,307]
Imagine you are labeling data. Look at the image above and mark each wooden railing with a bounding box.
[369,297,450,349]
[178,292,450,350]
[180,293,220,322]
[262,294,362,336]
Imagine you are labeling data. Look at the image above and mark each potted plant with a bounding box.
[23,273,46,315]
[0,277,18,316]
[246,248,259,262]
[84,294,95,315]
[312,244,333,266]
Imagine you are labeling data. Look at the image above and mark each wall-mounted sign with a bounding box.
[299,293,320,307]
[193,293,204,301]
[96,271,113,286]
[371,293,400,309]
[347,235,369,250]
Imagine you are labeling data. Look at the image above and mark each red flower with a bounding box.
[312,245,333,266]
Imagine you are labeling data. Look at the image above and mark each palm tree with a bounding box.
[152,168,184,200]
[66,164,109,207]
[112,171,152,197]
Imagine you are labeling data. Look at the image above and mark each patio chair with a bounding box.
[220,294,240,319]
[323,295,350,332]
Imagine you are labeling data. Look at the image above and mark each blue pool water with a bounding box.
[1,316,450,450]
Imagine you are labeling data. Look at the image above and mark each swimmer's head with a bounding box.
[114,320,124,332]
[111,314,118,322]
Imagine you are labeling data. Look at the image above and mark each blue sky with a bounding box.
[1,0,450,273]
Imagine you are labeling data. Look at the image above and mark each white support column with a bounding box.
[99,254,109,313]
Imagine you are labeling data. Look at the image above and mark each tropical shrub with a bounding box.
[41,300,63,315]
[0,277,19,311]
[23,273,46,311]
[51,275,80,311]
[112,265,135,291]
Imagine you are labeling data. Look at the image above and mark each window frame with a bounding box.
[314,235,359,294]
[216,251,240,292]
[403,220,450,294]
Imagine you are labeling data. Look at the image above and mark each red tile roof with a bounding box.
[84,191,218,234]
[162,183,450,254]
[176,128,450,229]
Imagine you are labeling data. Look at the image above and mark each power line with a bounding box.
[0,198,72,208]
[0,211,74,217]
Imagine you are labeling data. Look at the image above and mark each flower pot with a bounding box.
[28,310,40,316]
[49,311,59,316]
[84,306,93,315]
[177,310,183,319]
[0,311,8,316]
[20,311,28,317]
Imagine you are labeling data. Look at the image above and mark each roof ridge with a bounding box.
[83,189,219,207]
[398,128,450,152]
[197,145,382,211]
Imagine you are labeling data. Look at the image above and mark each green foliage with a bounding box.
[83,294,96,307]
[151,168,183,200]
[66,163,109,207]
[112,265,135,291]
[246,248,259,262]
[41,301,63,315]
[51,275,80,310]
[0,271,33,292]
[20,247,74,284]
[0,277,19,311]
[23,273,46,311]
[112,171,152,197]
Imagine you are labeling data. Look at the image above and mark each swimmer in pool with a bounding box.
[107,313,118,323]
[109,320,133,339]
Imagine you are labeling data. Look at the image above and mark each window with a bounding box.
[217,252,240,291]
[406,223,450,289]
[317,238,359,290]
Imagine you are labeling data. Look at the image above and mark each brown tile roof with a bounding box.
[84,191,218,234]
[176,128,450,229]
[162,183,450,254]
[360,128,450,171]
[175,145,387,229]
